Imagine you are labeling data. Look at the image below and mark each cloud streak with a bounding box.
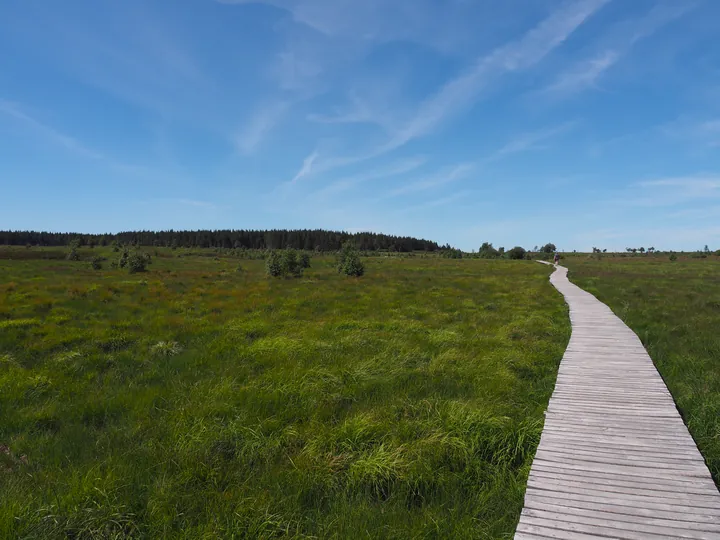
[309,157,426,199]
[0,99,104,159]
[543,2,693,96]
[236,101,288,155]
[379,0,609,154]
[287,0,607,183]
[485,121,577,162]
[383,163,474,198]
[291,150,319,183]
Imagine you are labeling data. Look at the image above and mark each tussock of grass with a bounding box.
[0,318,40,329]
[150,341,183,357]
[0,250,568,538]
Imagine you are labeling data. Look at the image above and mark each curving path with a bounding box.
[515,262,720,539]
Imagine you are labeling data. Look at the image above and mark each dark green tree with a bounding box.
[337,242,365,277]
[506,246,527,260]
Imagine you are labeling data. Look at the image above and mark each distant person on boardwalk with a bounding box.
[553,252,560,265]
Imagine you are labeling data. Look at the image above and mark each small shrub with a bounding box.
[300,253,311,269]
[127,252,150,273]
[118,249,129,268]
[265,251,283,277]
[669,253,678,262]
[90,256,103,270]
[118,249,150,273]
[66,248,79,261]
[236,264,244,273]
[337,242,365,277]
[265,250,304,278]
[281,249,303,277]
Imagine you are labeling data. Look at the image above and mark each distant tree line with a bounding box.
[0,229,443,252]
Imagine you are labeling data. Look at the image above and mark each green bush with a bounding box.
[281,249,303,277]
[478,242,500,259]
[300,253,311,269]
[117,249,150,273]
[506,246,527,260]
[118,249,130,269]
[90,257,103,270]
[65,248,79,261]
[669,253,678,262]
[127,253,148,273]
[265,251,283,277]
[337,242,365,277]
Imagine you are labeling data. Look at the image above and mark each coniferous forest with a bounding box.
[0,229,445,252]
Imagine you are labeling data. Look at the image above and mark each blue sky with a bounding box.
[1,0,719,251]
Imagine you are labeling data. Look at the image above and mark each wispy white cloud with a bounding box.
[9,3,217,127]
[290,150,319,183]
[485,121,577,162]
[398,190,475,214]
[545,51,619,95]
[307,91,399,133]
[0,99,104,159]
[543,2,693,96]
[309,157,426,199]
[384,163,474,198]
[288,0,607,182]
[659,116,720,150]
[379,0,608,154]
[235,101,288,155]
[666,205,720,220]
[619,175,720,207]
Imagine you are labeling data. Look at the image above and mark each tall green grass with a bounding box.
[0,248,568,538]
[565,256,720,486]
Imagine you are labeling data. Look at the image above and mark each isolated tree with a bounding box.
[478,242,500,259]
[280,249,303,277]
[265,251,283,277]
[337,242,365,277]
[541,243,557,254]
[639,247,645,254]
[506,246,527,260]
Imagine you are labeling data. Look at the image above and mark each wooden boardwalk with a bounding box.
[515,263,720,540]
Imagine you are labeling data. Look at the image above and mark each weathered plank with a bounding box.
[514,263,720,538]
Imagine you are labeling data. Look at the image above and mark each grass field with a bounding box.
[0,247,569,539]
[564,255,720,486]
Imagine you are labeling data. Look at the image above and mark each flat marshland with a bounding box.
[0,248,569,538]
[565,255,720,486]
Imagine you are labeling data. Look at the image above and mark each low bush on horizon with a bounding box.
[0,249,568,538]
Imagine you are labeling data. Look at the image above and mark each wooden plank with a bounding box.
[529,470,720,501]
[521,508,719,539]
[514,263,720,539]
[519,515,690,540]
[527,476,720,509]
[524,500,720,533]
